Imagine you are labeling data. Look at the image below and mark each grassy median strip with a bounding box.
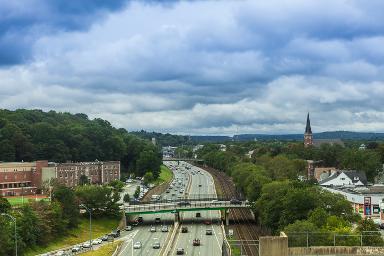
[154,164,173,185]
[80,241,122,256]
[25,217,119,256]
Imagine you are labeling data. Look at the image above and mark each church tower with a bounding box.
[304,113,313,147]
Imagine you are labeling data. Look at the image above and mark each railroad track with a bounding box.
[196,165,260,256]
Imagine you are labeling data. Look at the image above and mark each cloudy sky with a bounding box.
[1,0,384,135]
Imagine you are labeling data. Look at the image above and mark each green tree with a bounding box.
[79,174,89,186]
[0,196,11,213]
[356,218,384,246]
[133,186,141,199]
[136,149,162,178]
[52,184,79,228]
[143,172,154,185]
[123,193,130,203]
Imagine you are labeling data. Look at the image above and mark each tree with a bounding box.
[133,186,141,199]
[0,196,11,213]
[356,218,384,246]
[136,150,162,178]
[52,184,79,228]
[79,174,89,186]
[123,194,130,203]
[143,172,154,185]
[109,180,125,193]
[340,149,381,182]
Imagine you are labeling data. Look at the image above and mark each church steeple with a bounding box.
[305,112,312,134]
[304,113,313,147]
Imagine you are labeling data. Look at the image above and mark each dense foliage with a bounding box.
[0,109,162,178]
[197,140,384,239]
[0,180,122,255]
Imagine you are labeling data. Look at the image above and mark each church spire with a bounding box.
[305,112,312,134]
[304,113,313,147]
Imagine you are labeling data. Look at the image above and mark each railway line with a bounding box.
[196,165,264,256]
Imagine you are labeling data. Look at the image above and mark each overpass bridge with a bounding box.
[162,157,204,163]
[124,199,250,225]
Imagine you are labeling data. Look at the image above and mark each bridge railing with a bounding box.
[124,200,250,213]
[128,195,246,205]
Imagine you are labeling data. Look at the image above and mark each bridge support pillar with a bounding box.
[174,211,180,223]
[225,209,229,226]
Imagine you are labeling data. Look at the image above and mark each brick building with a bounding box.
[0,161,48,196]
[53,161,120,187]
[0,160,120,196]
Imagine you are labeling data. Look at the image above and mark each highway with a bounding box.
[118,161,191,256]
[170,164,224,256]
[118,161,224,256]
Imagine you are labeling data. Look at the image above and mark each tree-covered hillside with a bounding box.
[0,109,161,177]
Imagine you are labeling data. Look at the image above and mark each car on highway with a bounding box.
[55,251,66,256]
[230,198,242,205]
[206,229,213,235]
[204,220,212,225]
[181,226,188,233]
[155,217,161,223]
[198,184,202,187]
[176,248,185,255]
[110,229,121,238]
[133,241,142,249]
[101,235,109,241]
[152,241,161,249]
[150,226,156,232]
[177,201,191,206]
[193,239,200,246]
[195,212,201,217]
[125,225,132,231]
[161,225,169,232]
[71,246,81,252]
[137,216,144,223]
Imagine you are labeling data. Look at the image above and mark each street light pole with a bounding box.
[80,204,92,250]
[1,213,17,256]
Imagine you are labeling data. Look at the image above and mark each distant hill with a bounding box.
[191,131,384,143]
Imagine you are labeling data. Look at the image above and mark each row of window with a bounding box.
[2,174,28,180]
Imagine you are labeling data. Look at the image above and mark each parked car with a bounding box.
[92,239,102,245]
[71,246,81,252]
[206,229,213,235]
[82,242,91,248]
[181,226,188,233]
[176,248,185,255]
[133,241,142,249]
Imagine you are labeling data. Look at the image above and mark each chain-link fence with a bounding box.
[286,231,384,247]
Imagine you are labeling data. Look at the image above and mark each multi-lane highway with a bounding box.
[170,163,224,256]
[118,161,225,256]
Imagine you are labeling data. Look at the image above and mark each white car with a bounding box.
[133,241,142,249]
[82,242,91,248]
[150,226,156,232]
[55,251,65,256]
[92,239,102,245]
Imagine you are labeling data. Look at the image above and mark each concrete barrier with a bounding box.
[259,232,288,256]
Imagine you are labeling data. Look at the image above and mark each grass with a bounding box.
[80,241,122,256]
[25,217,120,256]
[6,196,50,206]
[154,165,173,185]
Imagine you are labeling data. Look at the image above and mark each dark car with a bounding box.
[137,216,144,223]
[230,198,242,205]
[176,248,184,255]
[177,201,191,207]
[181,226,188,233]
[110,229,121,238]
[155,217,161,224]
[195,212,201,218]
[380,223,384,229]
[193,239,200,246]
[206,229,213,235]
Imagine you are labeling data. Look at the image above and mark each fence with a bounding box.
[286,231,384,247]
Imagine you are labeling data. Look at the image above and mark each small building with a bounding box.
[323,185,384,222]
[319,170,367,187]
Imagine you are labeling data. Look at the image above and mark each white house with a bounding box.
[319,171,367,187]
